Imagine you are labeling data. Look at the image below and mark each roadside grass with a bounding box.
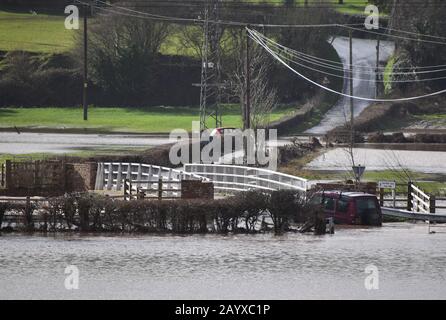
[330,0,369,15]
[0,105,295,133]
[0,10,74,53]
[0,147,149,166]
[414,114,446,121]
[281,159,446,195]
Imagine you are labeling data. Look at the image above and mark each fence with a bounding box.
[0,163,4,188]
[183,163,308,193]
[379,182,446,214]
[95,162,209,192]
[123,178,182,201]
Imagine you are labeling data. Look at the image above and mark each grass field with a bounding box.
[0,105,295,133]
[0,10,74,53]
[0,1,376,53]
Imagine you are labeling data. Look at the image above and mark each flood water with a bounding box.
[306,147,446,174]
[0,132,172,154]
[1,222,445,300]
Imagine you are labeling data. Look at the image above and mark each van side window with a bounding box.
[323,197,335,211]
[337,197,349,213]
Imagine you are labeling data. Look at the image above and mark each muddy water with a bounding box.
[1,223,445,300]
[306,37,395,135]
[0,132,172,154]
[305,147,446,174]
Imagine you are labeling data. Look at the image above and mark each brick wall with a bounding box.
[2,160,97,196]
[65,162,97,192]
[181,180,214,200]
[4,160,65,192]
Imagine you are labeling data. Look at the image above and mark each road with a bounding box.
[0,132,173,154]
[306,37,395,135]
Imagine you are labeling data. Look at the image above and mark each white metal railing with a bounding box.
[411,184,431,214]
[95,162,208,192]
[183,163,308,193]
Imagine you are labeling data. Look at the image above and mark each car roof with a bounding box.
[317,190,377,198]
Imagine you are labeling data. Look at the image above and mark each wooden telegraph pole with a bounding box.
[375,35,380,99]
[243,27,252,165]
[245,27,251,130]
[349,30,354,149]
[83,4,88,121]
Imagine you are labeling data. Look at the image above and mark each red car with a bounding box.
[311,191,382,226]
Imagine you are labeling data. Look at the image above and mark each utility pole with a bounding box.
[245,27,251,130]
[198,0,222,131]
[349,30,354,152]
[375,35,380,99]
[83,4,88,121]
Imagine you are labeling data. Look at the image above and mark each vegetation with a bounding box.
[383,55,395,95]
[0,10,73,53]
[0,190,314,234]
[387,1,446,93]
[0,105,295,133]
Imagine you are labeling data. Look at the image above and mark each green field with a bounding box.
[0,10,74,53]
[0,105,295,133]
[0,1,377,53]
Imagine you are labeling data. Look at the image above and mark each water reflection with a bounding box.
[0,223,445,299]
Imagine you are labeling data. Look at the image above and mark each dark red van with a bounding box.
[311,191,382,226]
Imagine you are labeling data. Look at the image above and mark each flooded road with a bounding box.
[0,132,172,154]
[305,147,446,174]
[1,223,445,300]
[306,37,395,134]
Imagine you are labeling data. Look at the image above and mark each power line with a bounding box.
[79,0,446,47]
[248,28,446,102]
[77,0,363,28]
[380,26,446,41]
[341,25,446,46]
[254,31,446,76]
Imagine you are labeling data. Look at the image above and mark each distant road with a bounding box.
[0,132,173,154]
[306,37,395,135]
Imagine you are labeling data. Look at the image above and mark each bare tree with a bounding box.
[73,4,170,102]
[224,29,278,130]
[176,25,204,58]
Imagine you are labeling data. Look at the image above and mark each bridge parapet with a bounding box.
[184,163,308,193]
[95,162,208,192]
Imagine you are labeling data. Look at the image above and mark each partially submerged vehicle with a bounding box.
[311,191,382,226]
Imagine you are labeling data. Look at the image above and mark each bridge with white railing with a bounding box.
[95,162,308,194]
[94,162,209,193]
[94,162,446,224]
[183,163,308,193]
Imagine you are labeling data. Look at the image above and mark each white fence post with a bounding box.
[116,163,122,191]
[137,163,142,188]
[95,162,104,190]
[147,165,153,191]
[106,163,113,191]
